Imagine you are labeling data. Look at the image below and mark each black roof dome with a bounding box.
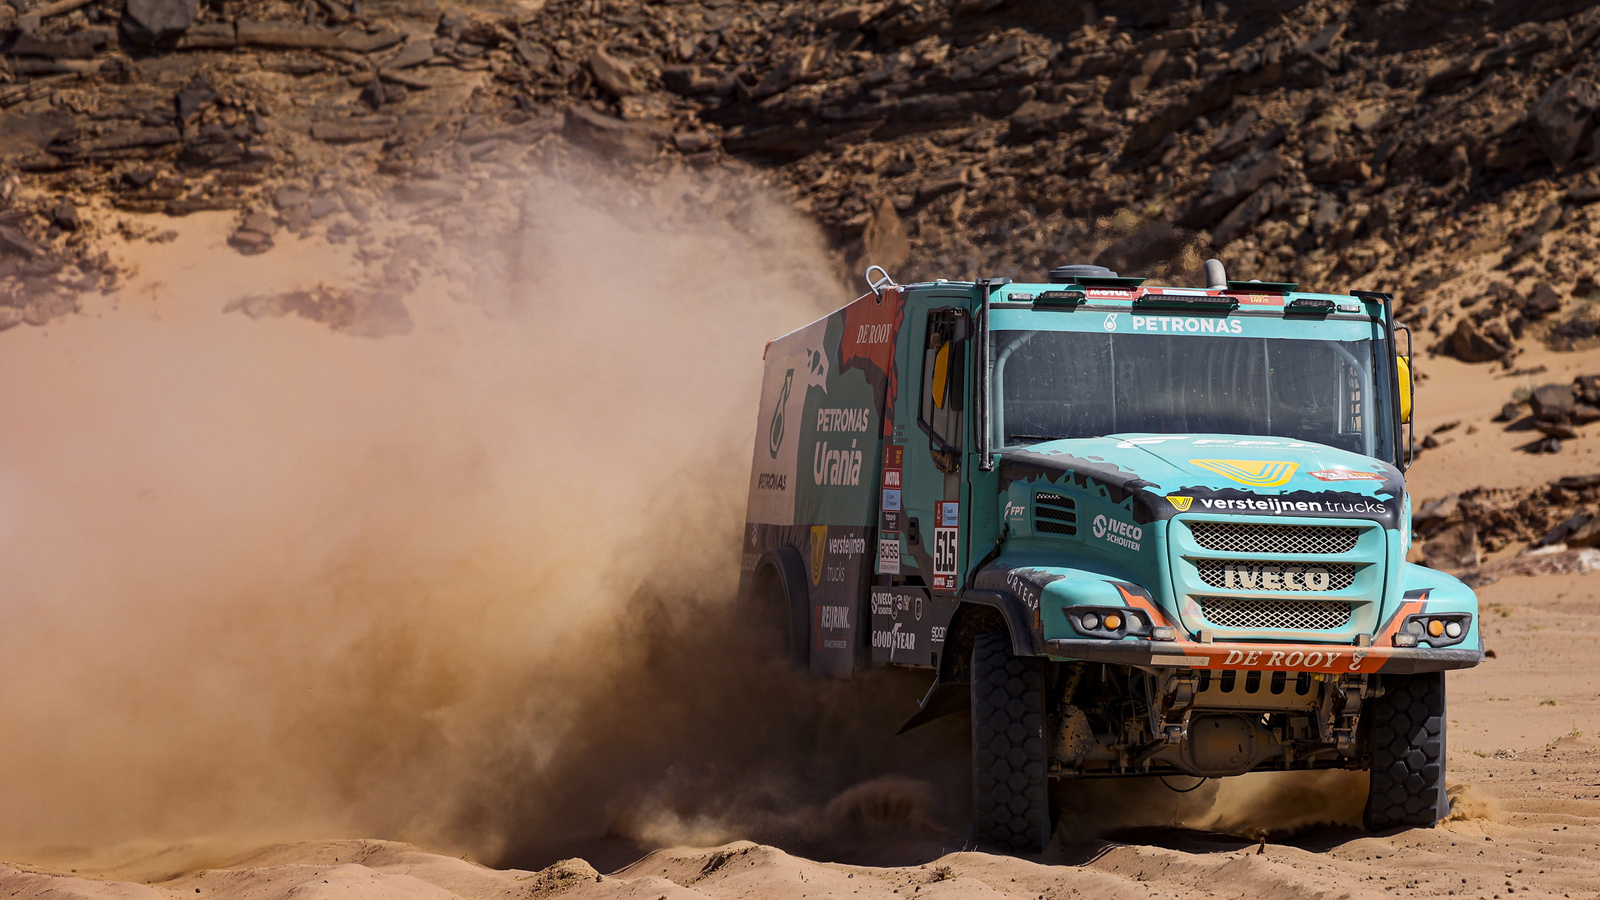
[1047,264,1117,284]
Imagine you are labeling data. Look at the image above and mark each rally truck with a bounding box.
[740,259,1482,852]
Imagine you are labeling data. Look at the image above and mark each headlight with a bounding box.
[1066,607,1158,640]
[1399,612,1472,648]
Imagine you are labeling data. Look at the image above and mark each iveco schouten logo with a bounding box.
[768,368,793,458]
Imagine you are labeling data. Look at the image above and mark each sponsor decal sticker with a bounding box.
[1092,513,1142,551]
[872,623,915,652]
[931,625,947,643]
[813,439,863,485]
[1235,293,1280,306]
[1195,495,1386,516]
[1004,500,1027,520]
[1190,458,1298,487]
[1166,495,1193,511]
[1130,315,1244,334]
[1088,288,1134,300]
[877,537,901,574]
[816,407,872,432]
[1309,469,1383,482]
[870,590,894,616]
[1103,313,1118,331]
[828,535,867,556]
[882,488,902,511]
[767,369,793,458]
[938,501,959,528]
[881,510,901,533]
[810,526,828,585]
[884,469,902,487]
[1219,648,1357,672]
[819,605,851,630]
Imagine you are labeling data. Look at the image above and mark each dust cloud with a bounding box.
[0,157,882,867]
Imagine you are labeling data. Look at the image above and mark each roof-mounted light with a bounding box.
[1285,297,1336,317]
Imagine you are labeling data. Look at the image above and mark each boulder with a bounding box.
[1575,374,1600,405]
[1568,516,1600,548]
[1530,383,1577,421]
[563,106,661,160]
[1533,419,1579,439]
[1531,76,1600,168]
[1523,283,1564,319]
[588,48,643,97]
[122,0,198,45]
[1449,318,1508,362]
[1422,521,1479,570]
[1536,512,1591,547]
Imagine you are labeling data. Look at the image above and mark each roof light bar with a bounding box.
[1285,297,1336,316]
[1135,291,1237,311]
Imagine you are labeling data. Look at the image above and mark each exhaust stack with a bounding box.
[1204,258,1227,291]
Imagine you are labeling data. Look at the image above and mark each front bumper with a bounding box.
[1043,637,1484,675]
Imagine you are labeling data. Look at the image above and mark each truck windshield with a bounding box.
[992,330,1394,462]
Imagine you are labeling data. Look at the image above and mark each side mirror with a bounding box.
[1396,356,1412,424]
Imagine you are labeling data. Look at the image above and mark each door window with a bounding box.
[919,308,969,473]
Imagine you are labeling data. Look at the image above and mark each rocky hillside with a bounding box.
[9,0,1600,554]
[2,0,1599,320]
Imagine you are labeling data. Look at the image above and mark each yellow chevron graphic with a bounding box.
[1166,496,1192,511]
[1190,459,1298,487]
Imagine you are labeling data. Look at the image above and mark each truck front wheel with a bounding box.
[1364,671,1449,830]
[970,632,1052,852]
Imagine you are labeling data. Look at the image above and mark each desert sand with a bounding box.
[2,210,1598,900]
[2,569,1595,899]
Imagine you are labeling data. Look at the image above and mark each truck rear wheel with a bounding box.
[1364,671,1449,830]
[970,632,1052,852]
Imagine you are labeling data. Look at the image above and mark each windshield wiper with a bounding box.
[1009,434,1069,443]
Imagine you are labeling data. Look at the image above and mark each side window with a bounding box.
[920,308,969,473]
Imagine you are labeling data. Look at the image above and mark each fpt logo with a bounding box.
[810,525,828,585]
[1190,459,1298,487]
[768,368,794,459]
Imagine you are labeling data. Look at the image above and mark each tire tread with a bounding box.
[970,632,1051,851]
[1364,671,1449,830]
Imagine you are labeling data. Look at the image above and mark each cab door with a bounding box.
[900,303,971,595]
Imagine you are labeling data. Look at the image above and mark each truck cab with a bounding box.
[741,262,1480,852]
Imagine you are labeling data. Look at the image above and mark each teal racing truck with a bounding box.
[740,260,1481,851]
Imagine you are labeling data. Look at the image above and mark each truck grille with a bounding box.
[1193,560,1357,591]
[1034,492,1077,535]
[1188,522,1359,555]
[1197,597,1353,630]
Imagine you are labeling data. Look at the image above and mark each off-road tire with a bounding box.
[970,631,1052,852]
[1364,671,1449,830]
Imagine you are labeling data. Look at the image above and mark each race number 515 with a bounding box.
[934,527,957,575]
